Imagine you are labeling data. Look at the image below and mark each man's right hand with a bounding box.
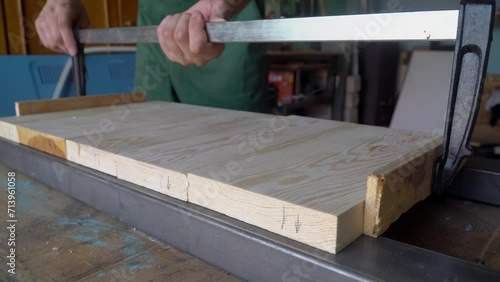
[35,0,90,56]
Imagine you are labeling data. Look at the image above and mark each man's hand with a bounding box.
[35,0,90,56]
[157,0,250,67]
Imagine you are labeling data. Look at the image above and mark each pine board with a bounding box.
[66,110,346,201]
[0,101,442,253]
[188,123,441,252]
[0,102,168,157]
[15,93,147,116]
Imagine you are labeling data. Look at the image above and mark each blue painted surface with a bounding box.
[4,180,38,214]
[96,269,117,278]
[70,235,110,248]
[16,181,34,213]
[93,235,154,278]
[122,234,145,256]
[95,253,155,278]
[0,53,136,117]
[124,234,138,244]
[59,217,115,248]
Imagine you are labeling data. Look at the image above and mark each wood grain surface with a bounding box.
[0,101,442,253]
[15,93,147,116]
[0,102,165,157]
[365,140,442,237]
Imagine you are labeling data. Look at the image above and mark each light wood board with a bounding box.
[1,101,167,157]
[15,93,147,116]
[0,101,442,253]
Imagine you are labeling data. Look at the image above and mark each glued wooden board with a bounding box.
[0,102,165,158]
[188,123,441,252]
[66,109,343,202]
[0,101,442,253]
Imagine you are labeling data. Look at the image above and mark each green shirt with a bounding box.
[134,0,265,112]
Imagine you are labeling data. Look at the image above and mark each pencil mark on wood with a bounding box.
[161,175,171,190]
[295,214,301,233]
[94,153,100,166]
[281,206,286,229]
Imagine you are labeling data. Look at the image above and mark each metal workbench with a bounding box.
[1,138,498,281]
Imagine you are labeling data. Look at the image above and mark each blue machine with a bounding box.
[0,54,136,117]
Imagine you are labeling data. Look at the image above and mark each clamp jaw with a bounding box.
[434,0,496,194]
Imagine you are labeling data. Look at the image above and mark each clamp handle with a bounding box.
[72,27,86,97]
[434,0,495,194]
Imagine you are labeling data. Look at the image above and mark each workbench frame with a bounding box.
[1,138,498,281]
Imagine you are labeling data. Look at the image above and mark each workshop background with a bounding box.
[0,0,499,280]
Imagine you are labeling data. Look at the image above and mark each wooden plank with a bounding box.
[66,111,348,202]
[21,0,51,54]
[112,114,342,203]
[1,101,164,158]
[66,107,284,200]
[4,0,25,54]
[187,123,441,253]
[108,0,138,28]
[0,101,442,253]
[118,0,138,27]
[18,127,67,158]
[15,93,147,116]
[66,102,226,177]
[0,0,8,54]
[364,138,442,237]
[81,0,111,49]
[82,0,109,29]
[107,0,120,28]
[4,100,163,127]
[0,120,19,143]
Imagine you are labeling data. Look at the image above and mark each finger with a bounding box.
[189,11,224,66]
[58,16,77,56]
[36,21,50,48]
[52,45,66,53]
[158,14,188,65]
[46,19,67,53]
[174,13,193,61]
